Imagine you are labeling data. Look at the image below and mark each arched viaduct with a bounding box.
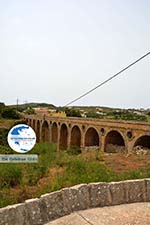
[25,115,150,153]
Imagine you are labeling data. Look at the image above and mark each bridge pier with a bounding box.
[80,132,85,149]
[67,127,71,149]
[57,125,60,151]
[100,136,105,152]
[49,123,52,143]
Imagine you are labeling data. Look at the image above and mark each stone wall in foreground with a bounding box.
[0,179,150,225]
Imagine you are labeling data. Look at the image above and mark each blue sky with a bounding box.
[0,0,150,108]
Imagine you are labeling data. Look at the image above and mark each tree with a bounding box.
[1,107,20,119]
[0,102,5,116]
[64,107,81,117]
[86,112,100,118]
[25,107,35,115]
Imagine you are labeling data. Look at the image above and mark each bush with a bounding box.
[0,102,5,116]
[67,146,81,155]
[23,164,47,186]
[25,107,35,115]
[0,164,22,188]
[58,159,117,186]
[22,142,57,186]
[119,168,150,181]
[1,108,20,119]
[86,112,100,118]
[0,128,9,146]
[64,107,81,117]
[55,151,71,167]
[0,145,12,154]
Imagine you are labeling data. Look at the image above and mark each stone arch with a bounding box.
[104,130,125,153]
[85,127,99,147]
[36,120,40,143]
[70,125,81,147]
[52,122,58,143]
[41,120,50,142]
[59,123,68,150]
[133,135,150,150]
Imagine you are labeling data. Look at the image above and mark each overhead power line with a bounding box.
[64,51,150,107]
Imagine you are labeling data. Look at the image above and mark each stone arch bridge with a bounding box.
[25,115,150,153]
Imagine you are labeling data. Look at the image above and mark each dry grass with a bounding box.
[0,119,19,129]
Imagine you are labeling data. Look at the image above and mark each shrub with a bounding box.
[0,128,9,146]
[67,146,81,155]
[0,145,12,154]
[23,164,47,186]
[22,142,57,186]
[50,159,117,188]
[64,107,81,117]
[1,108,20,119]
[0,164,22,188]
[25,107,35,115]
[0,102,5,116]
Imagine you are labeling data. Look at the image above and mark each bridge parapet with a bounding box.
[0,179,150,225]
[25,115,150,130]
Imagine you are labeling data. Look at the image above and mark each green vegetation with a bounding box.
[86,111,100,118]
[25,107,35,115]
[0,128,9,146]
[1,107,20,119]
[67,146,82,155]
[1,142,150,208]
[0,103,5,114]
[0,102,150,208]
[2,100,149,122]
[105,110,147,122]
[11,102,55,112]
[0,164,22,188]
[0,102,20,119]
[63,107,81,117]
[58,105,149,122]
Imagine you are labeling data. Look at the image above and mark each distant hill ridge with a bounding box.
[9,102,56,109]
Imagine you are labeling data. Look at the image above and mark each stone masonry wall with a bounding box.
[0,179,150,225]
[25,115,150,153]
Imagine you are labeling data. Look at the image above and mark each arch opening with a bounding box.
[41,121,50,142]
[52,123,58,143]
[36,120,40,143]
[59,124,68,150]
[133,135,150,152]
[70,126,81,148]
[85,127,99,148]
[104,130,125,153]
